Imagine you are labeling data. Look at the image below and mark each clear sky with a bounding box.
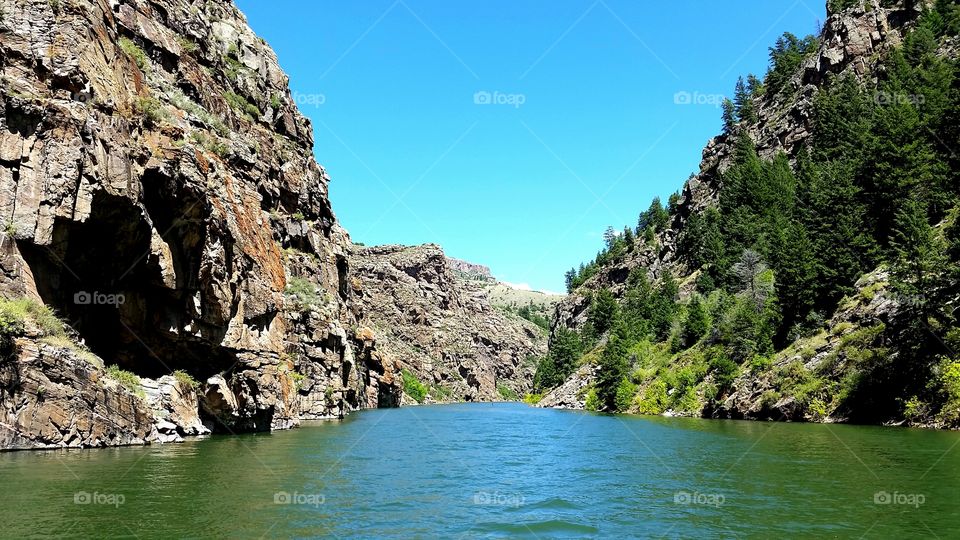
[235,0,825,294]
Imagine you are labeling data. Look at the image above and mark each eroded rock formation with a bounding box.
[0,0,401,449]
[351,244,547,402]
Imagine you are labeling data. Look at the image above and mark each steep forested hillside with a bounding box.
[537,0,960,428]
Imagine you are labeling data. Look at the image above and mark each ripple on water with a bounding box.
[471,518,600,537]
[512,497,579,511]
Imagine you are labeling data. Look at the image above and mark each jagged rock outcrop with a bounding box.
[0,0,400,450]
[537,364,597,409]
[447,257,493,281]
[351,244,547,402]
[0,330,154,450]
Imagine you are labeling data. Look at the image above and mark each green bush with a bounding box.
[749,355,773,373]
[937,358,960,423]
[401,369,427,403]
[285,277,321,312]
[675,386,701,413]
[173,370,199,390]
[496,383,519,401]
[583,387,600,411]
[522,393,543,405]
[708,348,740,391]
[614,378,637,412]
[0,297,65,338]
[637,380,669,414]
[118,37,148,71]
[107,365,145,399]
[136,96,168,126]
[223,91,261,121]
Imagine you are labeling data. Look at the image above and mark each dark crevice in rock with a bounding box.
[336,255,348,299]
[18,190,233,380]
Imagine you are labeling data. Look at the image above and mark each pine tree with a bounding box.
[734,76,756,123]
[603,226,618,250]
[638,197,669,233]
[683,294,711,347]
[864,92,948,241]
[811,74,873,163]
[650,273,679,341]
[747,74,763,95]
[596,320,630,411]
[550,327,583,385]
[890,199,947,324]
[722,98,737,135]
[588,289,620,336]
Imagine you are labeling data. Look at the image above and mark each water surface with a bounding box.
[1,403,958,538]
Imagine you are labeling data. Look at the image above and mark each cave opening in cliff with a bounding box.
[18,187,236,381]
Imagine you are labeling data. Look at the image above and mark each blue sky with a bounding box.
[236,0,825,294]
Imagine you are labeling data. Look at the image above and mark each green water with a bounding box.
[1,403,958,538]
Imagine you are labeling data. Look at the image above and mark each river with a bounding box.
[1,403,958,538]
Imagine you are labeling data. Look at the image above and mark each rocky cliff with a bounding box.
[543,0,960,426]
[351,244,547,402]
[0,0,401,450]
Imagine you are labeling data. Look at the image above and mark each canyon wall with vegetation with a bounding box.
[538,0,960,429]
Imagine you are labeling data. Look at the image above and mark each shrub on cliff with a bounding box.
[0,298,65,339]
[401,369,428,403]
[107,365,145,399]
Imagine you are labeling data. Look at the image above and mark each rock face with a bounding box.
[351,244,547,402]
[537,364,597,410]
[0,0,401,450]
[0,331,153,450]
[446,257,493,281]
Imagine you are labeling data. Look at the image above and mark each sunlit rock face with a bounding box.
[0,0,400,449]
[350,244,547,403]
